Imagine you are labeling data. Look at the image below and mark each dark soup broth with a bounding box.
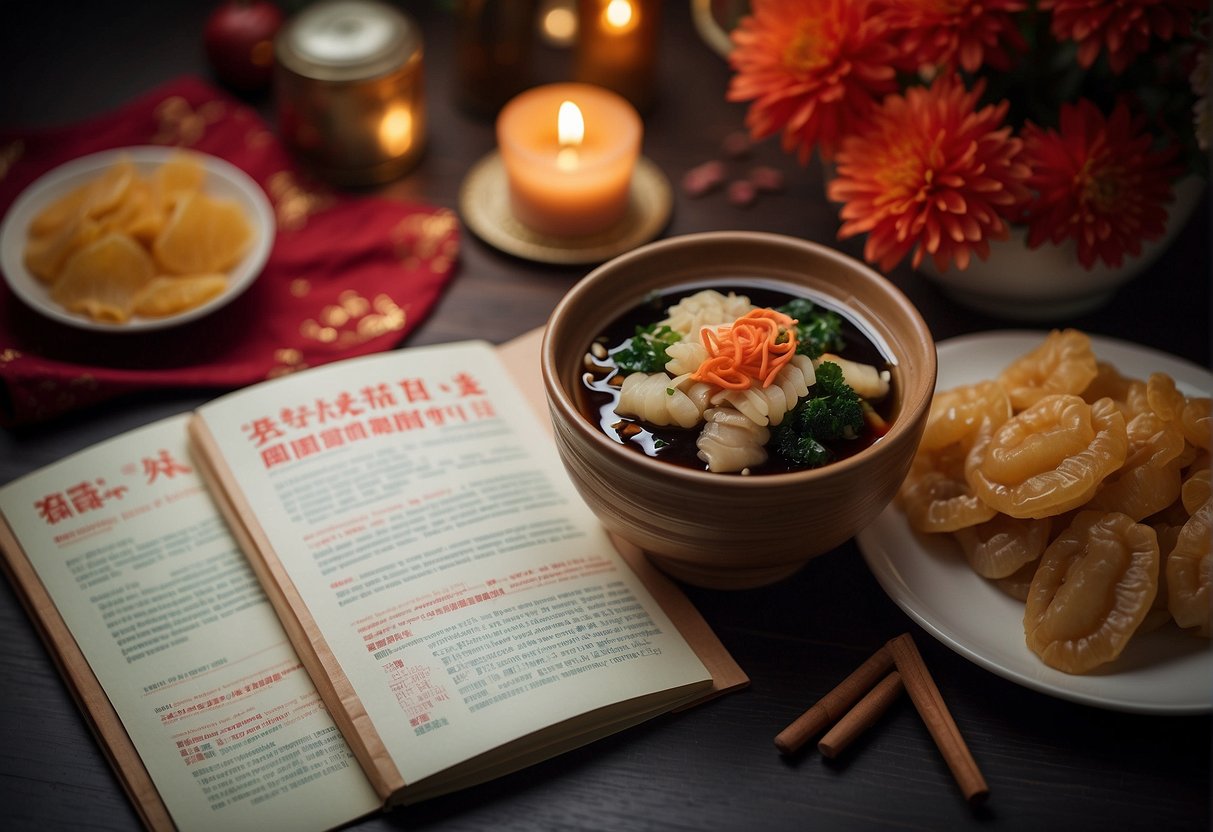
[577,281,897,475]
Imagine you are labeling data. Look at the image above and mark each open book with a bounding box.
[0,329,747,832]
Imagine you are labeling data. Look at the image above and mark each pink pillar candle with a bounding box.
[496,83,642,238]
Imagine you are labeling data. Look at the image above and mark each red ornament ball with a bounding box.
[203,0,285,93]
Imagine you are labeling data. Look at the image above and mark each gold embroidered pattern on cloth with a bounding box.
[266,289,407,379]
[299,290,407,349]
[267,171,334,232]
[391,209,458,273]
[151,97,225,146]
[268,348,307,379]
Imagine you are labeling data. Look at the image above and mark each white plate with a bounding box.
[0,146,275,332]
[857,331,1212,714]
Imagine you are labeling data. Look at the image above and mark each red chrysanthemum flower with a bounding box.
[827,74,1032,273]
[1020,98,1180,269]
[879,0,1029,73]
[1042,0,1206,74]
[726,0,901,162]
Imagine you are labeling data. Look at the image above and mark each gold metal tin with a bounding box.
[275,0,426,187]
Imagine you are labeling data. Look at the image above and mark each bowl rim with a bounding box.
[541,230,937,488]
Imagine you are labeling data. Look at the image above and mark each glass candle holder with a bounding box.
[275,0,426,187]
[574,0,661,112]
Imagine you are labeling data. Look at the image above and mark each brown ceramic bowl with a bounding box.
[541,231,936,589]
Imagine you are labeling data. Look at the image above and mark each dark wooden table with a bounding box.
[2,3,1209,831]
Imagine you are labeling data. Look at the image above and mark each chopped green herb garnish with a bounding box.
[771,361,865,467]
[613,324,682,373]
[777,298,845,359]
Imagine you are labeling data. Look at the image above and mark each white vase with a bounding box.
[916,176,1206,321]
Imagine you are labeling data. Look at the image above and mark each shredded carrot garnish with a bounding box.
[691,308,798,390]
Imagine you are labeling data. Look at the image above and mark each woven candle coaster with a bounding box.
[458,151,672,265]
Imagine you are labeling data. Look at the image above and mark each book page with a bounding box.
[0,415,381,832]
[192,341,713,790]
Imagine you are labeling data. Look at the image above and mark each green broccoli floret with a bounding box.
[612,324,682,373]
[777,298,845,359]
[772,427,832,468]
[771,361,865,467]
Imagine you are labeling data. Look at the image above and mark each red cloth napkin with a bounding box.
[0,76,459,427]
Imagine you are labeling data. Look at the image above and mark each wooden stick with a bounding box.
[817,670,904,759]
[886,633,990,806]
[773,645,894,755]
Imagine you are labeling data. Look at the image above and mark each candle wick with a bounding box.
[556,146,579,172]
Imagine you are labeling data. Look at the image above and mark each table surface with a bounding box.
[1,3,1210,831]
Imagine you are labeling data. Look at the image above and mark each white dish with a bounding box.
[857,331,1212,714]
[0,146,275,332]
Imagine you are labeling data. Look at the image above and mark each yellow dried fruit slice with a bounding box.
[99,178,166,244]
[51,233,155,324]
[152,190,253,275]
[996,559,1039,602]
[1181,466,1211,515]
[899,444,996,533]
[953,513,1051,579]
[151,152,206,204]
[1139,520,1181,634]
[1173,440,1202,472]
[1180,397,1211,451]
[24,214,104,281]
[28,184,91,239]
[1166,499,1211,637]
[1086,412,1185,520]
[1146,372,1185,422]
[1119,381,1152,420]
[1082,361,1139,406]
[132,274,228,318]
[81,159,138,220]
[967,395,1129,519]
[902,469,998,534]
[29,159,136,237]
[998,329,1099,411]
[920,380,1012,452]
[1024,510,1159,674]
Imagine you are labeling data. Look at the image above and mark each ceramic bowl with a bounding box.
[916,176,1206,321]
[541,231,937,589]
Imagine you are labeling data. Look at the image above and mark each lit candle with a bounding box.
[539,0,578,48]
[378,103,415,156]
[275,0,426,186]
[575,0,660,111]
[496,83,642,238]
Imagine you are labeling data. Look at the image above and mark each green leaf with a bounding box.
[777,299,845,359]
[613,324,682,374]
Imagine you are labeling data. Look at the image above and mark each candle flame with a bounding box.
[541,3,577,46]
[603,0,636,32]
[557,100,584,171]
[379,105,413,155]
[557,100,584,147]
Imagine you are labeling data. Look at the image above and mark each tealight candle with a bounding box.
[575,0,660,111]
[496,83,642,238]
